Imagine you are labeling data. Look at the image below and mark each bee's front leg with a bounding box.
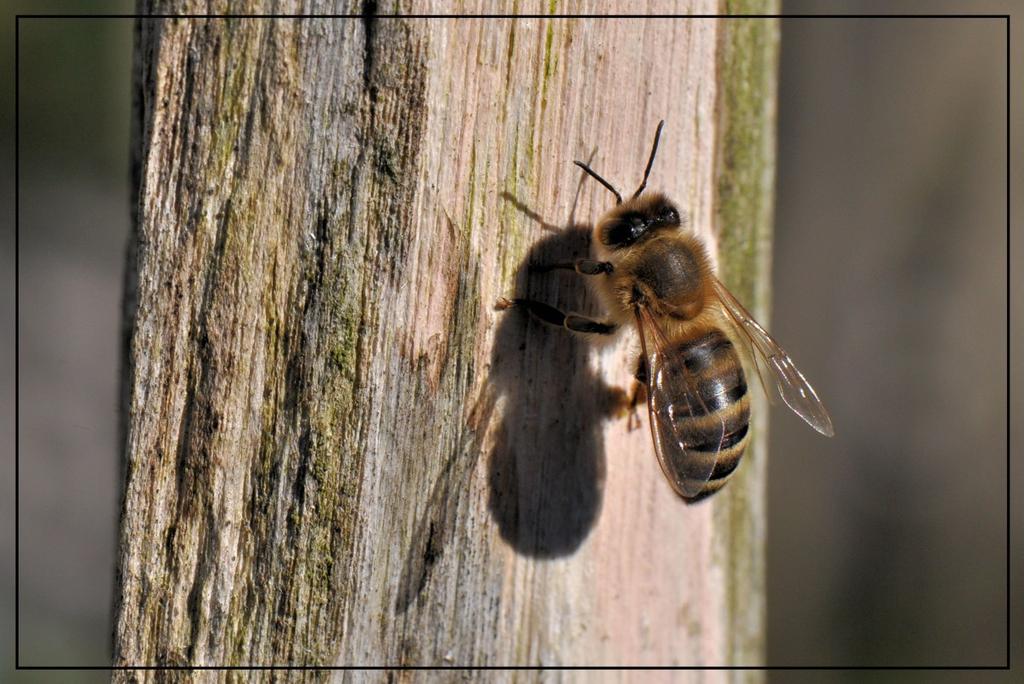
[528,259,614,276]
[494,298,617,335]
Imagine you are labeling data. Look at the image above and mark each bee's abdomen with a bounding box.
[668,330,751,500]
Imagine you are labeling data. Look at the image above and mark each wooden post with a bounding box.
[112,0,778,673]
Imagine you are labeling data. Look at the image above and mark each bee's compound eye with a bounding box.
[603,212,649,248]
[630,216,646,237]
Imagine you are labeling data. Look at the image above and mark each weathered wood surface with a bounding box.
[112,0,778,676]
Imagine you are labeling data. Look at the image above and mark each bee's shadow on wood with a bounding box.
[486,192,624,558]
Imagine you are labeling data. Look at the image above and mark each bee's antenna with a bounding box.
[573,160,623,205]
[632,120,665,199]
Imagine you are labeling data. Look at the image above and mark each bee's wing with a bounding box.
[635,305,726,498]
[711,276,835,437]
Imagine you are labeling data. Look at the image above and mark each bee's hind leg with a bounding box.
[624,358,649,430]
[604,357,648,430]
[494,298,616,335]
[606,380,647,429]
[625,381,647,430]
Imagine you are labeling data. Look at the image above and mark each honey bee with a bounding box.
[497,121,834,501]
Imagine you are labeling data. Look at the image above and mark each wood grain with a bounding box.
[112,0,778,677]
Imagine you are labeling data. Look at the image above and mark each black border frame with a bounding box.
[12,9,1013,673]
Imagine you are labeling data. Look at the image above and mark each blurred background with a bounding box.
[1,1,1019,681]
[772,2,1019,679]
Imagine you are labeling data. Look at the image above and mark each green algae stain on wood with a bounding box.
[715,5,779,306]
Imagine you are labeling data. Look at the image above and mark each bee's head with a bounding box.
[596,193,683,249]
[574,120,681,250]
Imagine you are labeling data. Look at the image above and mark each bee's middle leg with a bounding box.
[495,298,616,335]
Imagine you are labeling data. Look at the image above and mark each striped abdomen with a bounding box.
[665,329,751,500]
